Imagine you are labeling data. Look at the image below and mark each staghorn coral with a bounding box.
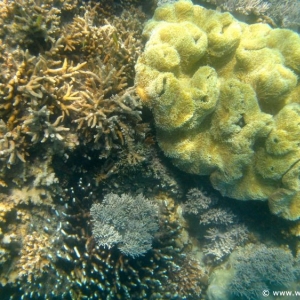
[199,0,270,16]
[135,0,300,221]
[90,193,159,258]
[267,0,300,30]
[203,224,248,262]
[0,0,148,185]
[200,208,236,225]
[0,0,207,298]
[0,191,64,292]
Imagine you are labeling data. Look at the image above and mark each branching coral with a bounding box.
[183,188,248,262]
[0,0,208,299]
[0,0,147,173]
[197,0,300,30]
[183,188,215,214]
[15,232,52,283]
[91,193,159,258]
[201,0,270,15]
[3,184,204,299]
[229,244,298,299]
[207,243,300,300]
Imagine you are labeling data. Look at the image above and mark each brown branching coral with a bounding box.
[202,0,270,15]
[167,255,205,298]
[0,122,27,168]
[15,232,52,283]
[0,1,147,167]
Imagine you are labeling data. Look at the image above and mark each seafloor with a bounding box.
[0,0,300,299]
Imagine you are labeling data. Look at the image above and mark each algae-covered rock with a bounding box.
[135,0,300,220]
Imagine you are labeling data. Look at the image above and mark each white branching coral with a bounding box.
[183,188,215,214]
[90,193,159,258]
[215,0,270,15]
[183,188,248,262]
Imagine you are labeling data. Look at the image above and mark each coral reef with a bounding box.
[197,0,300,30]
[8,189,205,299]
[207,243,300,300]
[183,188,248,262]
[15,232,52,283]
[0,0,147,175]
[90,193,159,258]
[203,0,270,16]
[135,0,300,220]
[2,0,299,298]
[183,187,215,214]
[0,0,203,287]
[229,244,298,300]
[267,0,300,30]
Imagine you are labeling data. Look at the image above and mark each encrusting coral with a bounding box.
[135,0,300,220]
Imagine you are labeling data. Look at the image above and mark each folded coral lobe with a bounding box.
[135,0,300,220]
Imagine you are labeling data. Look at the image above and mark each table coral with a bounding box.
[135,0,300,220]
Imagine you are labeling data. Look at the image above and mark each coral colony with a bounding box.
[135,0,300,221]
[0,0,300,299]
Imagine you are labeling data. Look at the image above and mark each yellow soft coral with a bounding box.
[135,0,300,220]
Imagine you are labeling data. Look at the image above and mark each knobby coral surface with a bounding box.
[135,0,300,220]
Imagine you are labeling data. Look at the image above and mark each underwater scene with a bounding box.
[1,0,300,299]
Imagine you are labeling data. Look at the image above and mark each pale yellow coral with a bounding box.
[135,0,300,220]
